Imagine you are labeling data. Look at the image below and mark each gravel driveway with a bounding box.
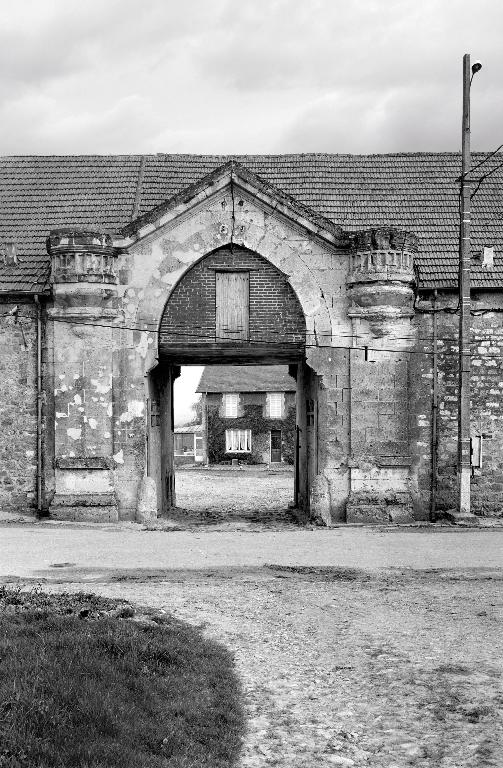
[38,564,503,768]
[172,467,296,527]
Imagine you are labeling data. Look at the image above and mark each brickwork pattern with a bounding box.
[0,303,38,512]
[159,247,305,347]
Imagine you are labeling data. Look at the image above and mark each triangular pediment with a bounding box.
[119,160,347,247]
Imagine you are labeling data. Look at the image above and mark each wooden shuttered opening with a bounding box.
[223,393,239,417]
[267,392,283,418]
[216,271,249,341]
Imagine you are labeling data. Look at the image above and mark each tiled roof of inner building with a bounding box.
[1,152,503,292]
[197,365,296,393]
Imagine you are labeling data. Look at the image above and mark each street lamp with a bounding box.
[458,53,482,515]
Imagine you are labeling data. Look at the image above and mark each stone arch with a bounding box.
[128,203,338,520]
[134,233,333,376]
[141,243,319,517]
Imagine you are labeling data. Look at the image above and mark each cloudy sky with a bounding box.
[3,0,502,423]
[2,0,502,156]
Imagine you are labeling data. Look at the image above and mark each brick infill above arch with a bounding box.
[158,246,306,363]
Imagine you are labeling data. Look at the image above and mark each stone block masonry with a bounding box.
[0,301,38,513]
[40,171,341,520]
[345,229,417,524]
[46,230,120,522]
[413,292,503,518]
[7,161,502,525]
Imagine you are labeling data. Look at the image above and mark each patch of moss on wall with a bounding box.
[207,404,296,465]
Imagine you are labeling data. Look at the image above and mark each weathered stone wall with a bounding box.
[46,231,122,521]
[0,300,38,513]
[39,175,432,523]
[5,166,503,524]
[412,292,503,518]
[343,230,418,524]
[348,347,413,521]
[308,348,350,523]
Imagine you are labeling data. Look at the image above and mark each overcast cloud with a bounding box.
[1,0,502,155]
[3,0,502,423]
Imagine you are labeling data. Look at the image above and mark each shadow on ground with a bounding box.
[0,587,245,768]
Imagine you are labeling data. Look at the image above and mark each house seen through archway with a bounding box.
[145,245,318,527]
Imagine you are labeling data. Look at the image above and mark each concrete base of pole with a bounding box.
[458,467,471,515]
[443,508,480,526]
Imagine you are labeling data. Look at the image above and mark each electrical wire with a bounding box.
[2,309,503,347]
[470,159,503,200]
[457,144,503,181]
[3,312,502,358]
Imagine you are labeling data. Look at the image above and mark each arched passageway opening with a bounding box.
[147,246,319,523]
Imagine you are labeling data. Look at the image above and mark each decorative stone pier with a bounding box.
[346,228,418,523]
[47,229,120,521]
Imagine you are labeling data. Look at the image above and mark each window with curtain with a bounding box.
[225,429,251,453]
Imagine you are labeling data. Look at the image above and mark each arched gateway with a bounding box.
[45,162,419,524]
[148,245,316,515]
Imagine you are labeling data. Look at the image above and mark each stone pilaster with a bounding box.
[47,229,120,521]
[346,228,418,523]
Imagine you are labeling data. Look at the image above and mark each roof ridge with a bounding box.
[4,150,500,162]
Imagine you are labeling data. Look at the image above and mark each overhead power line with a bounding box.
[3,309,503,348]
[3,312,502,359]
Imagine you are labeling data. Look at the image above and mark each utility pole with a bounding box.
[458,53,481,514]
[458,54,472,515]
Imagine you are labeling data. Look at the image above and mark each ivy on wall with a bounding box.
[207,404,296,464]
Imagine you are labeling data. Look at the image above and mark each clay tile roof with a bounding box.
[122,159,344,241]
[1,152,503,292]
[196,365,296,393]
[0,154,142,293]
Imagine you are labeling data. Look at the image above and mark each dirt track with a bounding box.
[171,467,297,527]
[36,565,503,768]
[2,521,503,767]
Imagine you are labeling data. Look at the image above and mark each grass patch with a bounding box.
[0,587,244,768]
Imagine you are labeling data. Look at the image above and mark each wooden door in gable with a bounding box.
[215,271,249,341]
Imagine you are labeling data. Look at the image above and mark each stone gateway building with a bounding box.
[1,154,502,523]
